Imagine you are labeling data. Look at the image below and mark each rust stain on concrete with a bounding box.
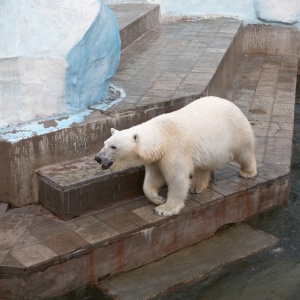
[88,250,95,281]
[249,108,266,114]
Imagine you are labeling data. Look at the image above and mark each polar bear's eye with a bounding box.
[111,146,117,150]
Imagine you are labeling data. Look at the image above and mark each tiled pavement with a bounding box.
[109,18,242,112]
[0,10,298,299]
[227,55,298,169]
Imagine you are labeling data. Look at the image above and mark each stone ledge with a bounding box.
[0,165,288,299]
[98,223,278,300]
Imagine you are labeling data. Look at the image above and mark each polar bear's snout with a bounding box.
[95,155,114,170]
[95,156,102,164]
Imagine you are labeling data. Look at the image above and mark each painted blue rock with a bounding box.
[0,0,120,127]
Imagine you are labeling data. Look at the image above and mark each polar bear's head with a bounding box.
[95,126,163,170]
[95,128,143,170]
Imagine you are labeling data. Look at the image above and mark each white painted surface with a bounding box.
[0,0,99,57]
[0,57,67,126]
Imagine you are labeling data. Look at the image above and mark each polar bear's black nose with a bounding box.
[95,156,102,164]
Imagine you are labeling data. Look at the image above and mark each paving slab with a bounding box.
[109,3,160,50]
[98,224,277,300]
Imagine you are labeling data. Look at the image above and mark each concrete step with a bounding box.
[38,156,145,220]
[1,16,243,208]
[109,3,160,50]
[97,224,277,300]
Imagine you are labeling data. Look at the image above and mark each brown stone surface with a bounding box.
[110,3,160,50]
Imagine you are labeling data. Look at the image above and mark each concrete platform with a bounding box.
[0,163,288,299]
[38,159,145,220]
[0,4,299,299]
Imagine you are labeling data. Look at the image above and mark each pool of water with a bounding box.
[156,77,300,300]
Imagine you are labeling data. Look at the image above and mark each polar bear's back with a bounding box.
[154,96,254,169]
[168,96,251,134]
[176,96,245,123]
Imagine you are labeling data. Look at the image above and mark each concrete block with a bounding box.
[38,156,145,220]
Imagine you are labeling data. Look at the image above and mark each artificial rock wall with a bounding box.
[0,0,120,127]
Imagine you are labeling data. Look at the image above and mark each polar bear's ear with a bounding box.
[111,128,119,135]
[133,134,139,142]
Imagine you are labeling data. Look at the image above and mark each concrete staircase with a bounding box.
[38,6,245,220]
[1,3,298,299]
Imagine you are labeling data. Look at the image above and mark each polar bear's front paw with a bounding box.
[149,196,166,206]
[154,203,185,216]
[239,170,257,178]
[189,187,202,194]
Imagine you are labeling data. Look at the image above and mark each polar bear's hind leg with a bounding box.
[236,148,257,178]
[189,168,211,194]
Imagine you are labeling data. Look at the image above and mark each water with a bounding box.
[156,76,300,300]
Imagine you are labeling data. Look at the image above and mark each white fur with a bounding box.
[96,96,257,216]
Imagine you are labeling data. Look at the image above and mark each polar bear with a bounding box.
[95,96,257,216]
